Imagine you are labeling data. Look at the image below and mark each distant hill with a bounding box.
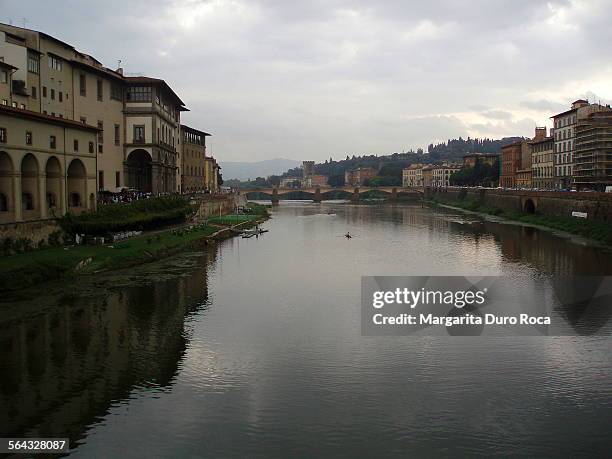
[220,158,301,181]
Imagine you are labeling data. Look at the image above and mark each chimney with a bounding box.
[534,126,546,141]
[116,67,123,75]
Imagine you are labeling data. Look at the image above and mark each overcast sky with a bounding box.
[2,0,612,161]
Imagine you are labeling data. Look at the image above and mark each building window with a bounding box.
[114,124,120,145]
[74,139,79,151]
[97,121,104,144]
[50,135,56,149]
[26,131,32,145]
[31,86,37,99]
[1,100,7,106]
[27,52,40,74]
[99,171,104,190]
[126,86,151,102]
[43,86,47,98]
[11,102,17,108]
[0,127,6,143]
[80,117,87,124]
[0,70,7,84]
[48,55,62,71]
[97,79,103,101]
[59,91,63,102]
[134,125,145,142]
[0,193,7,212]
[51,88,55,100]
[89,141,94,153]
[79,73,86,96]
[19,104,25,109]
[98,144,103,153]
[111,82,122,101]
[116,171,121,188]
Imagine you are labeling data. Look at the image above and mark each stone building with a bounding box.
[203,156,220,192]
[180,124,210,193]
[123,77,187,194]
[0,105,98,224]
[0,23,190,199]
[0,22,202,227]
[574,110,612,191]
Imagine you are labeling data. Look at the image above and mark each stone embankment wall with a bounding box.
[425,187,612,222]
[0,194,248,246]
[0,219,61,245]
[192,193,247,222]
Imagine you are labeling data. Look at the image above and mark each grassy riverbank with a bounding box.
[0,209,269,293]
[428,198,612,246]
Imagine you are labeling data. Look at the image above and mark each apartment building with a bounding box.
[500,141,522,188]
[402,164,423,188]
[551,100,612,189]
[430,164,461,187]
[530,133,555,190]
[573,110,612,191]
[181,124,210,193]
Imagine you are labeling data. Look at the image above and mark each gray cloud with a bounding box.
[3,0,611,161]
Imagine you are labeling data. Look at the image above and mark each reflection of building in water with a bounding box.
[488,220,611,275]
[0,247,216,441]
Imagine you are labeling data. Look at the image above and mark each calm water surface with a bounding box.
[1,202,611,458]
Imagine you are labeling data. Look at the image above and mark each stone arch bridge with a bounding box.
[245,186,423,203]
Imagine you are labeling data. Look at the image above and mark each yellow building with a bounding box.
[180,125,210,193]
[402,164,423,187]
[0,105,98,224]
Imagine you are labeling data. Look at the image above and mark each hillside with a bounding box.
[220,158,301,181]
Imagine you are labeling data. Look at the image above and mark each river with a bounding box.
[1,201,611,458]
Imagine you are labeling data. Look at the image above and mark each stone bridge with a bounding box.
[245,186,423,203]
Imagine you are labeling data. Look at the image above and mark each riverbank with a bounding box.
[426,198,612,247]
[0,203,269,294]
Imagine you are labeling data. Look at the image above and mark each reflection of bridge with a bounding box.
[245,186,424,203]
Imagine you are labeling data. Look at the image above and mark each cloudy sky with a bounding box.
[2,0,612,161]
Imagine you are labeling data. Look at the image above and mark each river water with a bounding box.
[1,202,611,458]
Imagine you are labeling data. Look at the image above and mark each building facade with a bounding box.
[500,141,522,188]
[402,164,423,188]
[180,124,210,193]
[430,164,461,187]
[345,167,377,186]
[0,105,98,224]
[304,174,328,187]
[551,100,612,189]
[123,77,187,194]
[573,110,612,191]
[530,133,554,190]
[0,22,192,203]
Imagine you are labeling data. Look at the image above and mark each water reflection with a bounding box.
[0,203,610,458]
[0,246,217,447]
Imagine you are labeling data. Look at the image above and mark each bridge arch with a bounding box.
[523,198,536,214]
